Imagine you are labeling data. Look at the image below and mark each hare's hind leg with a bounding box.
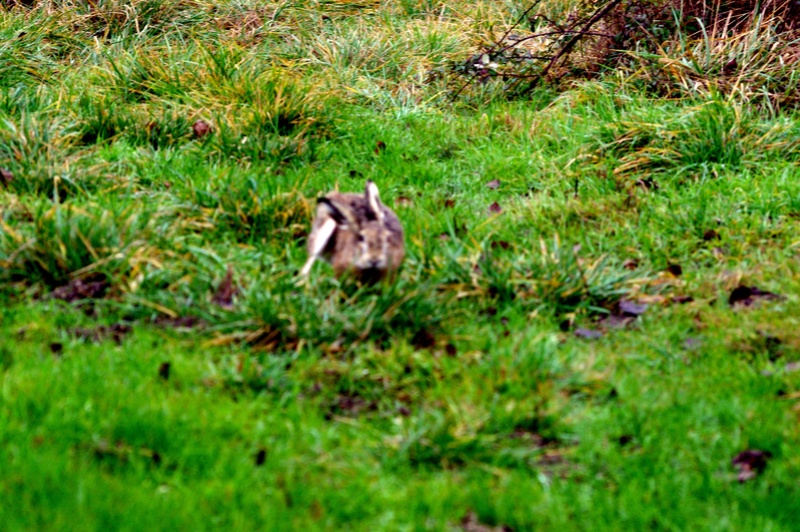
[299,217,337,277]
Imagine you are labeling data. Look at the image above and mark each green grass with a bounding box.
[2,1,800,530]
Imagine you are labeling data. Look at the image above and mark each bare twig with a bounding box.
[495,30,616,57]
[517,0,625,95]
[494,0,547,48]
[449,0,625,99]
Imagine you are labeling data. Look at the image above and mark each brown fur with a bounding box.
[302,182,404,282]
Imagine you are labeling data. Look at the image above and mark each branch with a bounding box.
[517,0,625,95]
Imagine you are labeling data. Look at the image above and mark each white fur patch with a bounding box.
[300,217,337,276]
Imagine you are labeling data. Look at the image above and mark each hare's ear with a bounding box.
[364,180,385,222]
[318,197,360,229]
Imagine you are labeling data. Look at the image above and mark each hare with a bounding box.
[299,181,405,283]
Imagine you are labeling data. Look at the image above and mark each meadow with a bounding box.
[2,0,800,529]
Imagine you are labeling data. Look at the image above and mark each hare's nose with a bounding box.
[368,259,383,269]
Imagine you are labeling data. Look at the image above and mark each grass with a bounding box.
[2,0,800,529]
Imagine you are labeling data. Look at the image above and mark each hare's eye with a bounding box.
[357,234,365,242]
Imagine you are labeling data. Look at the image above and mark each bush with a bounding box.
[448,0,800,107]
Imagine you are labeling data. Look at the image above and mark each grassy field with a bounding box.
[2,1,800,529]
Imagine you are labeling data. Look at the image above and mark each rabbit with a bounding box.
[299,180,405,283]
